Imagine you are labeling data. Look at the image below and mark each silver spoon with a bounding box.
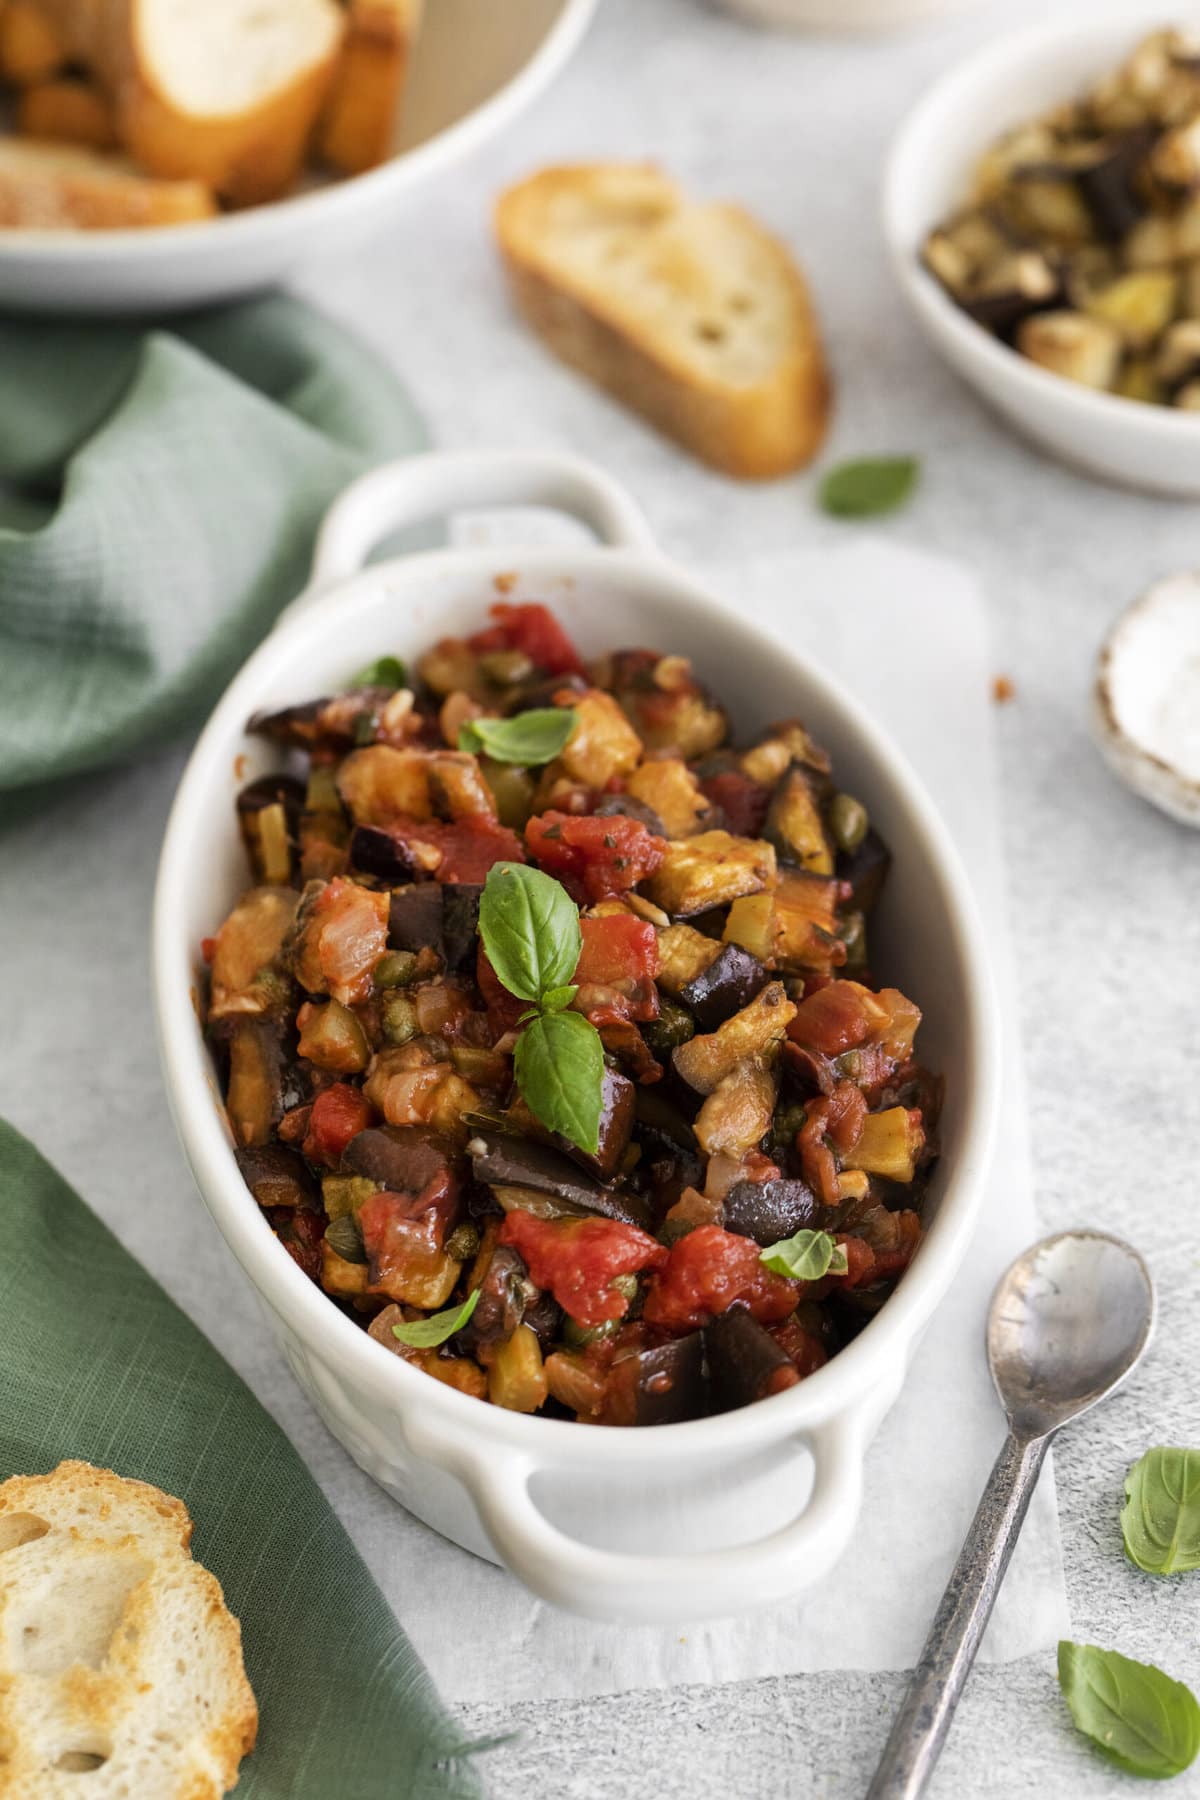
[867,1229,1156,1800]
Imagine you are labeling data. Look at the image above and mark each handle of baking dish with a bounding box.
[302,448,659,599]
[402,1410,867,1623]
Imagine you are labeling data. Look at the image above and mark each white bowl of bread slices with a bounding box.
[0,0,595,313]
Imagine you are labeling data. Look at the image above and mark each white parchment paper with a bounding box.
[282,532,1070,1704]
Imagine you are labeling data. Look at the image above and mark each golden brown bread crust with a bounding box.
[496,165,832,480]
[0,142,217,226]
[0,0,68,84]
[318,0,421,175]
[17,77,117,148]
[0,1461,257,1798]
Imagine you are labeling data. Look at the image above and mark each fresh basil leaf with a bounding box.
[514,1009,604,1155]
[540,985,577,1013]
[392,1286,481,1349]
[759,1229,847,1281]
[1057,1642,1200,1779]
[351,653,406,689]
[458,708,577,765]
[478,862,580,1004]
[1122,1448,1200,1575]
[819,457,919,520]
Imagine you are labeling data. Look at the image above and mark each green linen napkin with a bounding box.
[0,1118,489,1800]
[0,295,426,794]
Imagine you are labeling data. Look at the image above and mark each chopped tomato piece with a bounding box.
[642,1225,799,1332]
[797,1080,868,1205]
[305,1083,372,1164]
[700,770,771,838]
[468,602,584,676]
[375,815,526,884]
[769,1316,829,1378]
[526,810,664,905]
[267,1204,325,1283]
[573,913,660,1023]
[498,1210,667,1327]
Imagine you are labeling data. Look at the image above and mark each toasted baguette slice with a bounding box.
[317,0,422,175]
[0,0,67,83]
[0,138,215,227]
[17,77,116,148]
[59,0,345,207]
[0,1461,257,1798]
[496,164,831,479]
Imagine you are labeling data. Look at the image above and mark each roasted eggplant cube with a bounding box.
[556,1066,635,1180]
[237,774,304,884]
[706,1309,799,1411]
[647,831,776,919]
[235,1142,318,1210]
[673,983,796,1095]
[765,767,833,874]
[467,1129,653,1230]
[837,827,891,916]
[350,825,418,884]
[605,1332,709,1425]
[723,1177,819,1246]
[388,883,445,953]
[679,942,769,1032]
[441,883,484,971]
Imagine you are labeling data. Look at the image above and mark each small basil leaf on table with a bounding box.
[1057,1641,1200,1779]
[514,1009,604,1155]
[1122,1447,1200,1575]
[350,653,406,689]
[478,862,581,1003]
[459,708,577,765]
[759,1228,847,1281]
[819,456,919,519]
[392,1286,481,1348]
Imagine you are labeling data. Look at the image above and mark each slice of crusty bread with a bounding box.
[317,0,422,175]
[0,137,215,227]
[0,1461,257,1799]
[17,77,116,149]
[496,163,832,479]
[48,0,345,207]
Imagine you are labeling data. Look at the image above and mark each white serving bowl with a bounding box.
[153,448,999,1624]
[0,0,593,315]
[883,11,1200,497]
[716,0,982,30]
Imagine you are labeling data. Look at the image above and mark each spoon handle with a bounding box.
[865,1429,1051,1800]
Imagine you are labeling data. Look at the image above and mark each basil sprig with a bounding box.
[459,708,577,766]
[759,1228,848,1282]
[351,653,406,689]
[392,1286,481,1348]
[478,863,603,1154]
[819,456,919,520]
[1122,1447,1200,1576]
[1057,1642,1200,1779]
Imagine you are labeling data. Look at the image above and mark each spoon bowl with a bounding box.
[987,1230,1156,1440]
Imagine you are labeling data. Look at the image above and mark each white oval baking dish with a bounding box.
[153,448,999,1624]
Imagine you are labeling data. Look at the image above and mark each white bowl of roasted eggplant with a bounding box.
[153,448,999,1623]
[885,15,1200,495]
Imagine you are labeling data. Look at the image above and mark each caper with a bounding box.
[381,991,418,1045]
[375,950,419,989]
[563,1315,620,1349]
[829,791,870,854]
[770,1099,808,1155]
[479,649,535,686]
[445,1221,481,1263]
[641,999,695,1053]
[324,1213,367,1264]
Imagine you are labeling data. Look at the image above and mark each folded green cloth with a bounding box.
[0,1119,488,1800]
[0,296,426,794]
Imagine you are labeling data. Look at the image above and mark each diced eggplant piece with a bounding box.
[647,831,776,919]
[467,1129,653,1230]
[248,688,396,751]
[765,767,833,874]
[442,882,482,971]
[706,1309,799,1412]
[592,793,666,837]
[723,1178,819,1246]
[225,1017,289,1148]
[679,943,769,1033]
[207,885,300,1019]
[388,883,445,952]
[624,759,709,837]
[961,252,1061,339]
[235,1142,318,1210]
[1077,126,1156,240]
[556,1066,635,1180]
[837,827,891,916]
[467,1245,531,1346]
[350,825,418,884]
[1016,310,1121,389]
[673,983,796,1095]
[633,1085,699,1154]
[1082,269,1178,350]
[655,923,722,995]
[342,1124,462,1194]
[237,774,305,884]
[604,1332,710,1425]
[694,1058,779,1157]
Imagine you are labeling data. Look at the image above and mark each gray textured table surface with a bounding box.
[5,0,1200,1793]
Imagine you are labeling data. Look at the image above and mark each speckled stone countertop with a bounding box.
[5,0,1200,1792]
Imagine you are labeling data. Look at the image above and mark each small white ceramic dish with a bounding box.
[1093,572,1200,825]
[153,448,1000,1624]
[0,0,593,316]
[883,11,1200,497]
